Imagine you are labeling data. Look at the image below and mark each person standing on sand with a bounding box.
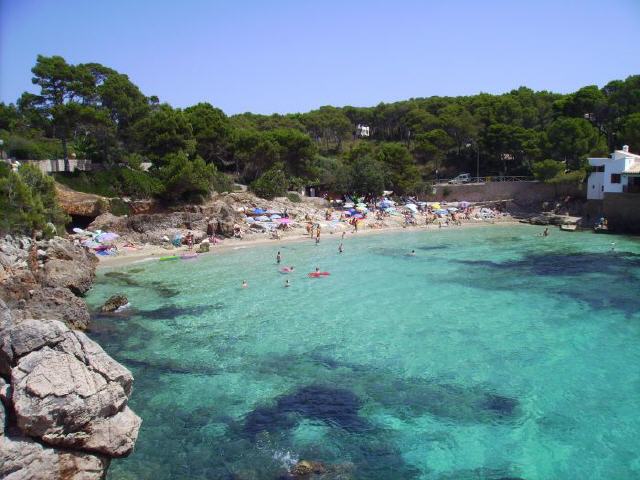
[206,220,214,242]
[316,224,321,242]
[187,231,194,251]
[276,251,281,264]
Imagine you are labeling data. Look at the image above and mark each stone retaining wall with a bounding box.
[429,181,585,204]
[603,193,640,233]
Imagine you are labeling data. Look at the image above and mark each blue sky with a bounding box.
[1,0,639,114]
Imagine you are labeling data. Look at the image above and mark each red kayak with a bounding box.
[308,272,330,278]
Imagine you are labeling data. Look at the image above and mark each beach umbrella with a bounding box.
[253,208,265,214]
[270,214,281,220]
[435,209,448,215]
[448,207,459,212]
[353,213,364,219]
[277,218,291,224]
[96,232,119,243]
[255,215,270,222]
[459,201,470,208]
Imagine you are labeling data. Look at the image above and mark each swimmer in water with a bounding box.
[338,242,344,253]
[407,249,416,256]
[242,280,248,288]
[276,251,281,264]
[285,279,290,287]
[315,267,320,273]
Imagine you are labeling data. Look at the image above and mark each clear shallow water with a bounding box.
[86,225,640,480]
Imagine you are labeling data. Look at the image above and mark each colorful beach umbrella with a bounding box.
[277,218,291,224]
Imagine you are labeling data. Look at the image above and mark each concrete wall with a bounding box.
[603,193,640,233]
[22,159,92,173]
[428,181,585,204]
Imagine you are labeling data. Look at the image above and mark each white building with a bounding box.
[356,124,370,137]
[587,145,640,200]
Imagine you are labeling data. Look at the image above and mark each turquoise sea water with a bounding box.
[86,225,640,480]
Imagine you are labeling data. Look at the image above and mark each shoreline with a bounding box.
[96,219,523,269]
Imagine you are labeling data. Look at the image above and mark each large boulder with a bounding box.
[11,287,90,330]
[41,259,95,296]
[100,294,128,313]
[0,425,109,480]
[55,182,107,218]
[1,310,140,457]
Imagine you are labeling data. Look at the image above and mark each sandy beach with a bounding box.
[96,217,520,268]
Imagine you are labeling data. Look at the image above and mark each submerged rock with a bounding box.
[101,294,129,313]
[291,460,326,476]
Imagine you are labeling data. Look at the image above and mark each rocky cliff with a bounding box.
[0,236,141,479]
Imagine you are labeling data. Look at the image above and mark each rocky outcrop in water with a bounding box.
[100,294,129,313]
[0,300,141,478]
[0,236,141,479]
[0,235,97,329]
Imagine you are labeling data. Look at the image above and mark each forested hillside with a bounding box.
[2,55,639,201]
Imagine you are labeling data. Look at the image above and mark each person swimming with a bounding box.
[284,279,290,287]
[407,249,416,256]
[338,242,344,253]
[280,266,295,273]
[276,251,281,264]
[242,280,248,288]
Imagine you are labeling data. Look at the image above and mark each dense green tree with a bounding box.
[184,103,232,166]
[0,163,68,235]
[532,159,565,182]
[546,117,606,169]
[250,162,288,199]
[303,106,352,151]
[376,143,421,194]
[131,105,195,163]
[156,152,217,202]
[620,113,640,150]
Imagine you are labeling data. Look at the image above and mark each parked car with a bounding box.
[448,173,471,184]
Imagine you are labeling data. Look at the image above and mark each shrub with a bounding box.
[250,162,288,199]
[287,192,301,203]
[6,134,63,160]
[120,168,163,198]
[548,169,587,185]
[211,172,234,194]
[108,198,131,216]
[532,159,565,182]
[155,152,217,203]
[55,168,163,199]
[0,163,69,235]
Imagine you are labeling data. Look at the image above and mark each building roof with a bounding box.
[622,162,640,174]
[615,149,640,159]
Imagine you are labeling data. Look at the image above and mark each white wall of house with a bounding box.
[588,147,640,199]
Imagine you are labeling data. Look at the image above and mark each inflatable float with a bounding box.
[308,271,330,278]
[279,267,294,274]
[180,253,199,260]
[159,256,179,261]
